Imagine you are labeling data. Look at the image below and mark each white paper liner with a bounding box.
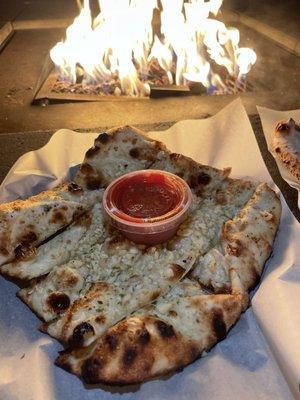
[0,99,298,400]
[257,105,300,209]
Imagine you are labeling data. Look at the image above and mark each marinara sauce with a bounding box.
[112,172,182,221]
[103,170,192,245]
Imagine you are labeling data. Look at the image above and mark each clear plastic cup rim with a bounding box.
[102,169,192,234]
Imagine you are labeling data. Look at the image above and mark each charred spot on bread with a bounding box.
[249,264,260,288]
[80,163,94,174]
[122,347,137,366]
[14,243,36,261]
[0,246,9,256]
[226,240,243,257]
[189,346,199,361]
[67,182,83,194]
[197,172,211,185]
[155,320,175,339]
[276,122,289,133]
[138,329,151,345]
[105,334,119,351]
[50,210,66,224]
[86,146,100,158]
[156,140,167,150]
[189,175,197,189]
[129,148,140,158]
[55,351,72,372]
[194,188,203,197]
[78,163,103,190]
[47,293,71,314]
[72,322,95,347]
[57,270,79,288]
[275,147,281,153]
[78,163,103,189]
[189,172,211,189]
[95,315,106,324]
[81,358,102,384]
[98,132,110,144]
[170,153,181,161]
[168,310,178,317]
[85,176,102,190]
[56,360,72,373]
[211,310,227,341]
[19,231,38,246]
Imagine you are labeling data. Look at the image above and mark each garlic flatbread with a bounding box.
[0,125,281,387]
[56,270,247,385]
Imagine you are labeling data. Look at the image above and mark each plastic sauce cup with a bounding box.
[103,170,192,245]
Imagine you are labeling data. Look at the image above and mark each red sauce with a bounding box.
[109,172,182,220]
[103,170,192,245]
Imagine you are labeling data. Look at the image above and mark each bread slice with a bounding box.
[74,126,231,197]
[221,183,281,290]
[55,270,247,385]
[1,217,88,281]
[190,183,281,291]
[1,201,104,280]
[0,186,103,273]
[273,118,300,181]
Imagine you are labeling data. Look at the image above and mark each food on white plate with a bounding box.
[0,126,281,386]
[273,118,300,181]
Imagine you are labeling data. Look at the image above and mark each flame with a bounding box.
[50,0,257,96]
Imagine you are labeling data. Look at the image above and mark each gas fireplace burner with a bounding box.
[34,58,253,104]
[33,0,257,104]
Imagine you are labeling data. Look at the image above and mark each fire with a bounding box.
[50,0,257,97]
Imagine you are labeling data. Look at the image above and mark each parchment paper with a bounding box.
[0,99,299,400]
[257,105,300,209]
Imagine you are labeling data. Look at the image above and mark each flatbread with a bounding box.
[273,118,300,181]
[1,201,104,280]
[19,124,246,328]
[190,183,281,291]
[0,183,102,267]
[75,126,167,189]
[55,269,247,385]
[1,125,282,386]
[220,183,281,290]
[51,182,279,382]
[19,190,234,327]
[1,216,88,281]
[19,159,256,344]
[74,126,231,197]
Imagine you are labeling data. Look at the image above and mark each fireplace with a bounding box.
[34,0,257,103]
